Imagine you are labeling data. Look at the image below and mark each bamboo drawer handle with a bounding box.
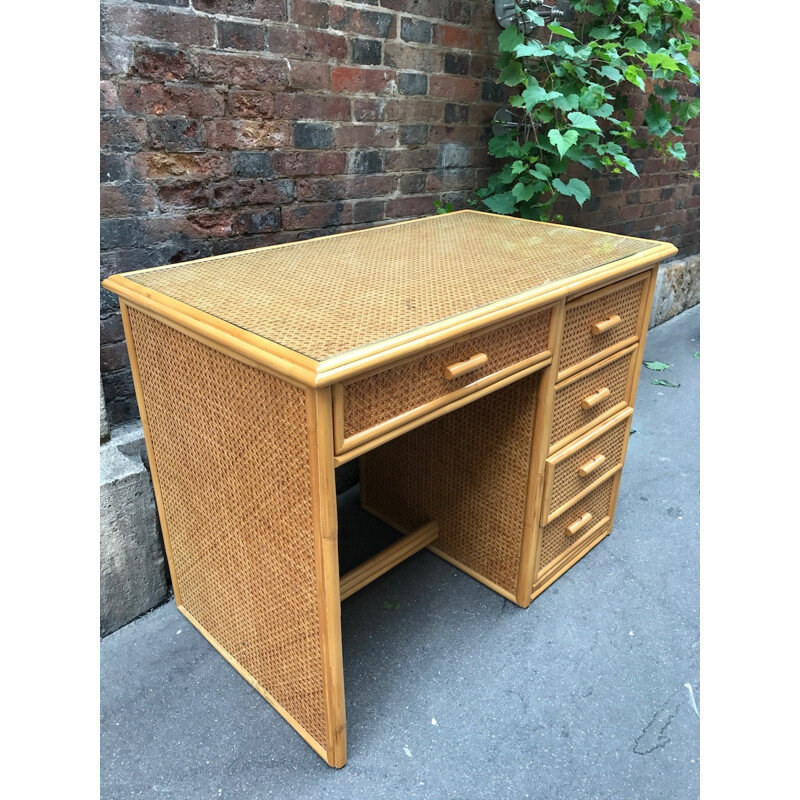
[581,386,611,409]
[443,353,488,380]
[578,453,606,477]
[566,512,593,536]
[591,314,622,336]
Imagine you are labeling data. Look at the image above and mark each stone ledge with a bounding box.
[649,253,700,328]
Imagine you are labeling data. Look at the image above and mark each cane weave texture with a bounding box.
[559,277,646,374]
[361,375,538,595]
[126,308,328,748]
[550,348,635,449]
[129,212,655,362]
[538,477,615,576]
[341,308,551,442]
[547,418,629,519]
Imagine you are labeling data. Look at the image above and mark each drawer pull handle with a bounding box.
[566,512,593,536]
[581,386,611,409]
[443,352,488,380]
[591,314,622,336]
[578,453,606,477]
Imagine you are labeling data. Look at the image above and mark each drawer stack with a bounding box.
[532,271,654,598]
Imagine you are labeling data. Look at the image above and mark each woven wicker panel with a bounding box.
[126,309,328,748]
[341,308,550,442]
[559,277,646,374]
[550,348,635,449]
[361,374,538,595]
[538,477,615,576]
[130,212,654,361]
[547,418,629,518]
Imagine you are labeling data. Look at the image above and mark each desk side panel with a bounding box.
[124,306,331,758]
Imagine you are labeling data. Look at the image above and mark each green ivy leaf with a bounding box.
[508,94,525,108]
[510,160,526,175]
[498,60,527,86]
[497,25,524,53]
[655,85,679,102]
[515,40,554,58]
[548,129,579,157]
[482,191,517,215]
[532,163,552,179]
[693,352,700,359]
[522,83,563,111]
[488,135,514,158]
[624,64,647,91]
[623,37,649,53]
[644,360,670,371]
[646,50,681,72]
[512,183,536,202]
[668,141,686,160]
[590,26,621,40]
[568,111,603,133]
[551,93,581,112]
[523,9,545,26]
[552,177,591,206]
[596,65,624,83]
[644,103,671,137]
[548,23,579,41]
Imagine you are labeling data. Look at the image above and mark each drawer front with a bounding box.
[549,344,638,453]
[558,274,649,380]
[537,476,615,578]
[335,307,552,453]
[541,409,632,524]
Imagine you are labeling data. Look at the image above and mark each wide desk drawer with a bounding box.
[541,408,633,525]
[558,273,649,381]
[333,307,552,454]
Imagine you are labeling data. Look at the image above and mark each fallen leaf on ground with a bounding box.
[644,360,670,371]
[652,379,680,388]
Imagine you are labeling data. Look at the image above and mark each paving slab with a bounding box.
[101,305,700,799]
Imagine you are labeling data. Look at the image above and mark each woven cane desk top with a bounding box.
[106,210,674,380]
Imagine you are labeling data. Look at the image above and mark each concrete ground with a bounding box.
[101,305,700,800]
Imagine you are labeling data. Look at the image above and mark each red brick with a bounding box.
[272,150,347,177]
[386,195,436,218]
[329,7,396,39]
[433,25,483,50]
[426,169,476,191]
[227,90,275,119]
[268,28,348,61]
[107,6,215,47]
[383,98,444,122]
[208,178,295,208]
[101,183,157,216]
[289,61,331,90]
[118,82,224,117]
[428,124,482,146]
[133,45,194,81]
[383,148,438,171]
[205,120,291,150]
[273,93,351,121]
[197,53,289,89]
[292,0,329,28]
[383,42,442,73]
[334,124,397,148]
[156,182,208,211]
[353,98,387,122]
[282,202,353,230]
[142,213,235,241]
[193,0,287,20]
[296,177,349,202]
[380,0,443,17]
[133,151,231,180]
[399,173,426,194]
[351,174,397,196]
[428,75,480,101]
[331,67,395,94]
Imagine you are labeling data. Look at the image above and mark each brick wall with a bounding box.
[100,0,699,425]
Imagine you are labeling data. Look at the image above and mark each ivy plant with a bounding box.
[476,0,700,221]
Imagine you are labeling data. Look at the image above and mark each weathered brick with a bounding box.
[399,124,428,145]
[197,53,289,89]
[134,151,231,180]
[100,81,118,112]
[272,150,347,177]
[331,67,395,94]
[429,75,479,101]
[148,117,204,151]
[289,61,331,90]
[294,122,334,149]
[433,25,483,50]
[399,72,428,96]
[274,93,351,120]
[235,207,283,234]
[353,199,385,224]
[101,115,147,151]
[428,124,481,146]
[101,217,143,250]
[443,0,472,25]
[351,173,397,196]
[383,98,443,123]
[383,147,437,171]
[101,152,129,183]
[282,202,351,230]
[268,28,348,61]
[118,82,225,117]
[469,55,494,79]
[296,177,348,202]
[227,90,275,119]
[100,341,131,374]
[133,44,194,81]
[426,168,475,191]
[444,53,469,76]
[217,20,266,52]
[108,6,215,47]
[193,0,287,21]
[334,124,397,148]
[232,151,274,178]
[204,119,291,150]
[292,0,329,28]
[350,150,383,174]
[101,183,157,216]
[383,42,441,73]
[209,179,295,208]
[380,0,443,16]
[353,98,388,122]
[400,17,432,43]
[156,182,208,211]
[350,39,382,66]
[480,80,505,102]
[438,142,472,168]
[444,103,468,123]
[398,173,427,194]
[329,8,395,39]
[386,195,435,218]
[143,212,235,240]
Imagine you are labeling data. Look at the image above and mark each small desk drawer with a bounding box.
[558,273,649,380]
[549,344,638,453]
[537,475,615,578]
[334,307,552,454]
[541,408,632,524]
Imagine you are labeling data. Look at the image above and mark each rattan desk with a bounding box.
[103,210,676,767]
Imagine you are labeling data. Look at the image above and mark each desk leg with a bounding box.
[122,305,346,767]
